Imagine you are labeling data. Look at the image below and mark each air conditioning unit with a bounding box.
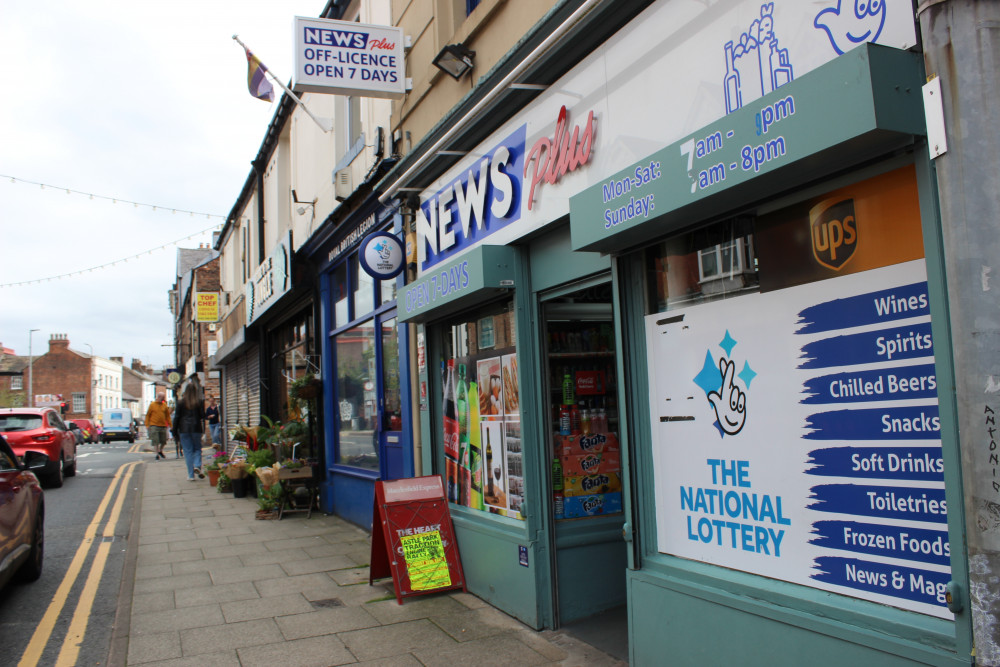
[335,168,352,201]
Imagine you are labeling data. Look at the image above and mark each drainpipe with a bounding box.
[918,1,1000,663]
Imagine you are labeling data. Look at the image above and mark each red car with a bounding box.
[68,418,98,444]
[0,434,45,589]
[0,408,77,488]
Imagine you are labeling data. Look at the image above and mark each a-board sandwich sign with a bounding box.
[370,476,466,603]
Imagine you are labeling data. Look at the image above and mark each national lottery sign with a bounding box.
[646,260,952,619]
[293,17,405,99]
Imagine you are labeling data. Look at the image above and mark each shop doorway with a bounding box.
[540,278,628,660]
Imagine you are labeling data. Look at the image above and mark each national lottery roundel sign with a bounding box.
[359,231,405,280]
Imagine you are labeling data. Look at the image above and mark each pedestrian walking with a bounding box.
[205,396,222,447]
[145,392,171,460]
[172,382,206,480]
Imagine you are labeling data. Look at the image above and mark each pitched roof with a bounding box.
[0,355,29,373]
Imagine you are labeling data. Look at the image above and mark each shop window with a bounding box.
[380,317,402,431]
[439,299,522,519]
[335,321,378,470]
[380,276,396,306]
[332,263,349,327]
[647,217,759,314]
[352,254,374,318]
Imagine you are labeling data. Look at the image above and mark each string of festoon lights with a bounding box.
[2,174,226,220]
[0,225,223,288]
[1,174,228,288]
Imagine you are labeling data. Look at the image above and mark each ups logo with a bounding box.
[809,197,858,270]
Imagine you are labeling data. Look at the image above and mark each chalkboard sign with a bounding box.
[370,476,466,603]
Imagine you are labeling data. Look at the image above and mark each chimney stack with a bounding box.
[49,333,70,351]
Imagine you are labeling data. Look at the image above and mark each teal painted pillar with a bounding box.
[919,2,1000,663]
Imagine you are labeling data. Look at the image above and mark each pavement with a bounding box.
[111,446,627,666]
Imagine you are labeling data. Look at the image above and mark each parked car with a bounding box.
[66,422,85,446]
[101,408,135,443]
[67,418,97,444]
[0,434,46,589]
[0,408,77,488]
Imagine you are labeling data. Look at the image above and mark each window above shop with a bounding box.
[647,217,759,314]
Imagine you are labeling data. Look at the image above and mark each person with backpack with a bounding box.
[172,382,206,480]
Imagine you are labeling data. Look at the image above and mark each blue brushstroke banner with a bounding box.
[810,520,951,566]
[804,405,941,440]
[800,364,938,404]
[808,484,947,524]
[806,446,944,481]
[796,282,929,334]
[798,323,934,369]
[811,556,949,608]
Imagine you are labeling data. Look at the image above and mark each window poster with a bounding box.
[645,259,950,618]
[440,306,523,520]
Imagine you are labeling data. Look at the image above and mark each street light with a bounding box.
[28,329,39,407]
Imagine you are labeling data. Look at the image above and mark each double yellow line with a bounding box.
[18,460,140,667]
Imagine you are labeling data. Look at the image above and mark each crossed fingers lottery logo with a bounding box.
[693,330,757,438]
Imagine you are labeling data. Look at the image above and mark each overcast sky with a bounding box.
[0,0,324,368]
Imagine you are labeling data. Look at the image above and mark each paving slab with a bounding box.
[338,618,458,662]
[179,617,283,656]
[237,633,357,667]
[275,605,382,640]
[220,592,315,623]
[131,603,225,635]
[126,630,182,664]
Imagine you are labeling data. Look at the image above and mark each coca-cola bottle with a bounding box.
[443,359,459,502]
[456,364,470,506]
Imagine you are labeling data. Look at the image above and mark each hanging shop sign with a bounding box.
[645,168,950,619]
[568,44,924,254]
[370,476,467,603]
[293,17,405,99]
[359,231,405,280]
[194,292,220,322]
[246,232,292,327]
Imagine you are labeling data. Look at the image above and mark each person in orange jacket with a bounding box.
[145,392,172,460]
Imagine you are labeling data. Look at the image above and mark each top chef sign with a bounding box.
[293,17,405,99]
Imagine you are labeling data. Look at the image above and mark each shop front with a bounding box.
[304,198,413,528]
[393,0,971,663]
[563,9,969,666]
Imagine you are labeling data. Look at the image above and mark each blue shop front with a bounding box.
[302,196,415,528]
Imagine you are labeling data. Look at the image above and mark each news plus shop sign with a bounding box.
[301,25,399,83]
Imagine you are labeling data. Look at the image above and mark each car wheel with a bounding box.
[129,437,135,443]
[15,506,44,583]
[47,455,65,488]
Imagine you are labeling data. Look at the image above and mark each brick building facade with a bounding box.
[171,247,221,401]
[31,334,94,418]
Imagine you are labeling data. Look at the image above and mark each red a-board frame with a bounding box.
[370,475,467,604]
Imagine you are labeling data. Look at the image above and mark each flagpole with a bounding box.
[233,35,334,134]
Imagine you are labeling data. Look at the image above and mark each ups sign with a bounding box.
[809,198,857,270]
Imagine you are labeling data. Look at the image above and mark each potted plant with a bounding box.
[205,451,227,487]
[246,448,276,497]
[226,460,251,498]
[217,469,232,493]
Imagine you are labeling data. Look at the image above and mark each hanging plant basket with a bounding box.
[291,378,322,400]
